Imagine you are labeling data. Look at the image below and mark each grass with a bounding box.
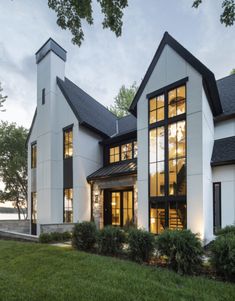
[0,240,234,301]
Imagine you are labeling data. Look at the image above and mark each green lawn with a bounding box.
[0,240,234,301]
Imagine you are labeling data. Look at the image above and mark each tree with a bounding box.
[48,0,128,46]
[0,82,7,112]
[193,0,235,26]
[230,68,235,75]
[0,122,28,220]
[108,82,138,117]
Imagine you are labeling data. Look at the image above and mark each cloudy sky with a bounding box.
[0,0,234,129]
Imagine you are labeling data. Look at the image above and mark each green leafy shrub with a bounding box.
[127,228,155,263]
[72,222,97,251]
[39,231,71,243]
[98,226,126,256]
[156,229,203,274]
[210,233,235,281]
[215,225,235,236]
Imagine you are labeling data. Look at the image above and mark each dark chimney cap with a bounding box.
[35,38,67,64]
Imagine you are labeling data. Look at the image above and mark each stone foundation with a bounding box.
[0,220,30,234]
[40,223,75,234]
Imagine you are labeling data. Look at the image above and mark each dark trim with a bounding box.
[63,124,74,131]
[214,112,235,123]
[147,77,188,99]
[213,182,221,234]
[36,38,67,64]
[211,160,235,167]
[100,130,137,145]
[129,32,222,117]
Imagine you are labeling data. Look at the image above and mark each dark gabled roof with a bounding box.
[117,115,137,135]
[129,32,222,117]
[216,74,235,118]
[87,159,137,181]
[57,77,117,138]
[211,136,235,166]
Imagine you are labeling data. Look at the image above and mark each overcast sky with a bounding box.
[0,0,234,129]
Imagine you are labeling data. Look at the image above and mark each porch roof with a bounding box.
[87,160,137,181]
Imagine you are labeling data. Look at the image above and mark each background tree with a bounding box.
[230,68,235,75]
[193,0,235,26]
[0,122,28,220]
[0,82,7,112]
[108,82,138,117]
[48,0,128,46]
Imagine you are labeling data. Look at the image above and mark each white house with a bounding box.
[27,33,235,243]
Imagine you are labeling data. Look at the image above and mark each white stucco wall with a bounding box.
[137,44,215,241]
[28,50,102,234]
[214,118,235,140]
[213,165,235,228]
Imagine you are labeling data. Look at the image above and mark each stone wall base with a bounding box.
[0,220,30,234]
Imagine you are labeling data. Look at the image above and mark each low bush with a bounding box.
[215,225,235,236]
[127,228,155,263]
[210,233,235,281]
[156,229,203,275]
[98,226,126,256]
[39,231,71,243]
[72,222,97,251]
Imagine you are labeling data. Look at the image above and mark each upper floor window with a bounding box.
[110,146,120,163]
[64,127,73,159]
[31,143,37,169]
[168,85,186,118]
[149,94,164,124]
[42,88,45,105]
[109,141,137,164]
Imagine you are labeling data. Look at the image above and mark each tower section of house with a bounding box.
[129,32,223,243]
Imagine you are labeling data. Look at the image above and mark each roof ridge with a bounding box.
[64,77,118,120]
[217,73,235,82]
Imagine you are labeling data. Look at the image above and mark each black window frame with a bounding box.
[213,182,221,234]
[148,77,188,232]
[63,188,73,223]
[31,142,37,169]
[63,125,73,159]
[108,139,137,164]
[42,88,45,105]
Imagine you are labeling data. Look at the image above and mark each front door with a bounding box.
[104,190,133,227]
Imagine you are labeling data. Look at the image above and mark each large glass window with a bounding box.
[64,188,73,223]
[31,143,37,169]
[111,192,121,226]
[64,128,73,159]
[111,191,133,227]
[149,83,187,233]
[109,141,137,163]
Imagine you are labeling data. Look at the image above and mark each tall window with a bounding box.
[64,128,73,158]
[42,88,45,105]
[64,188,73,223]
[149,82,187,234]
[31,143,37,169]
[213,183,221,233]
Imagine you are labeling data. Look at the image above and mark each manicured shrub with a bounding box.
[72,222,97,251]
[127,228,155,263]
[210,233,235,281]
[39,231,72,243]
[215,225,235,236]
[156,229,203,274]
[98,226,126,256]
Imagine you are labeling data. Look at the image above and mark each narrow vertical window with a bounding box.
[42,88,45,105]
[64,188,73,223]
[121,143,132,160]
[133,141,138,158]
[31,143,37,169]
[64,128,73,158]
[213,182,221,233]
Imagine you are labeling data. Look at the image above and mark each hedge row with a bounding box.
[72,222,203,275]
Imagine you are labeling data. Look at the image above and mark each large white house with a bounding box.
[27,32,235,243]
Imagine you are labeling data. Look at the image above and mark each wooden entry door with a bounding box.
[104,190,133,227]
